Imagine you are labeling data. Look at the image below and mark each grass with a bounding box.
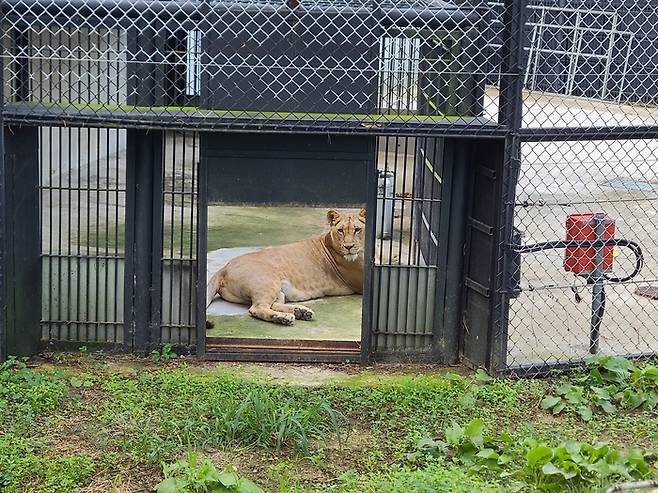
[1,354,656,492]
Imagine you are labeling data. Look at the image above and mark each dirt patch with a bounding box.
[79,465,161,493]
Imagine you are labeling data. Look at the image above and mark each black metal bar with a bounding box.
[0,49,5,360]
[12,27,30,102]
[123,131,136,351]
[492,0,526,374]
[520,126,658,141]
[196,132,208,358]
[151,132,164,349]
[2,108,507,139]
[125,129,163,352]
[204,350,361,364]
[360,137,378,363]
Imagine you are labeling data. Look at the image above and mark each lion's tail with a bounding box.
[206,268,226,308]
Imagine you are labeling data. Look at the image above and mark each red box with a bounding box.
[564,212,615,275]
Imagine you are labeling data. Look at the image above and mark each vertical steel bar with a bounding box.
[179,132,187,343]
[196,132,208,358]
[114,130,120,341]
[95,125,101,341]
[0,40,5,360]
[589,215,605,354]
[105,128,110,341]
[188,133,197,332]
[360,137,378,363]
[168,133,176,343]
[495,0,527,373]
[600,13,617,99]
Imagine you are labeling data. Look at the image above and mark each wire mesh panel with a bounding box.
[514,0,658,129]
[499,0,658,373]
[0,0,507,134]
[160,131,199,346]
[40,127,126,344]
[508,138,658,370]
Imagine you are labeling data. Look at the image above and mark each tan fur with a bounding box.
[207,208,366,325]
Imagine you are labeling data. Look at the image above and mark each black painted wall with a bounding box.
[204,133,374,206]
[1,126,41,358]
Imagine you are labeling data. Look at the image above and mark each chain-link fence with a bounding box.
[0,0,510,133]
[504,0,658,374]
[1,0,657,371]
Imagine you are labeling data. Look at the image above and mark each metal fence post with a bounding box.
[196,133,208,358]
[125,129,164,353]
[492,0,526,373]
[0,32,5,361]
[360,138,378,363]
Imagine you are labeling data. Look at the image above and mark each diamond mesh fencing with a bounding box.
[0,0,508,133]
[1,0,658,370]
[504,0,658,373]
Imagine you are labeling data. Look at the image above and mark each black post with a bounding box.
[433,138,470,364]
[196,133,209,358]
[1,126,41,359]
[360,137,378,363]
[493,0,526,373]
[124,129,164,353]
[0,23,5,361]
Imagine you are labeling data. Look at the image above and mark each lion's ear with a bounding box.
[358,208,366,219]
[327,209,341,225]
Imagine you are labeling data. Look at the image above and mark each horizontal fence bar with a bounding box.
[2,111,509,138]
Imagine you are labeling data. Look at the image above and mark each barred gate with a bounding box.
[1,0,657,373]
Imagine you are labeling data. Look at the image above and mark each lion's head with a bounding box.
[327,208,366,262]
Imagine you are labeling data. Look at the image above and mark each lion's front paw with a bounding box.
[272,313,295,326]
[293,306,314,321]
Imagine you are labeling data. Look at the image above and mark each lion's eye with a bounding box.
[337,228,344,234]
[355,228,362,234]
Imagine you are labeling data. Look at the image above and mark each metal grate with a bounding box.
[40,127,126,344]
[160,131,199,346]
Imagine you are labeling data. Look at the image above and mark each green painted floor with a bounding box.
[207,294,363,341]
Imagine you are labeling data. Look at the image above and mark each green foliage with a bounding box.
[97,370,347,462]
[156,450,264,493]
[0,435,94,493]
[332,460,511,493]
[151,343,179,363]
[541,357,658,421]
[0,357,68,432]
[409,419,658,492]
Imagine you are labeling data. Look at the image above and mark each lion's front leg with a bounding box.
[271,302,314,321]
[248,303,295,325]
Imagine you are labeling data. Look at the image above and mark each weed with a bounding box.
[330,460,513,493]
[541,356,658,421]
[0,356,68,433]
[156,449,264,493]
[409,418,658,491]
[96,371,347,461]
[151,343,179,363]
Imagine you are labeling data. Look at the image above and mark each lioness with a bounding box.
[206,208,365,326]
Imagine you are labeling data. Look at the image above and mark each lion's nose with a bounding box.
[344,243,355,251]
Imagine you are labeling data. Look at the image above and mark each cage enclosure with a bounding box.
[198,0,485,118]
